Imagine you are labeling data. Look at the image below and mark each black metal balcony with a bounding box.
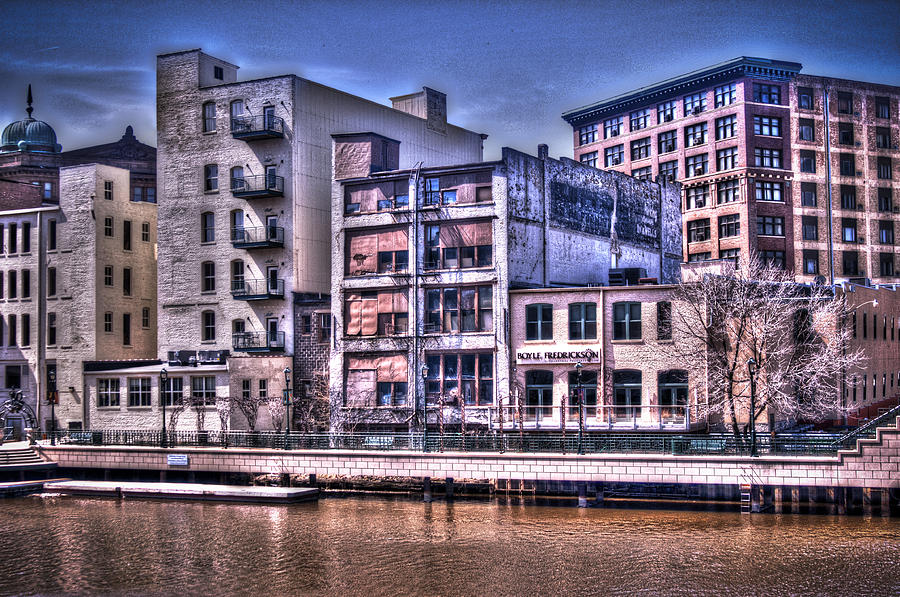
[230,115,285,140]
[231,175,284,198]
[231,278,285,300]
[232,331,285,353]
[231,226,285,249]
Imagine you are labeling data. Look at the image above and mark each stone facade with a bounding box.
[563,57,900,285]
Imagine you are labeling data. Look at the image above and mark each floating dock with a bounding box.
[42,480,319,503]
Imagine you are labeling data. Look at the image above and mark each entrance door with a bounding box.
[266,318,280,348]
[263,106,275,130]
[266,215,278,242]
[267,266,279,294]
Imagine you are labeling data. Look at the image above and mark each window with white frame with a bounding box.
[603,116,623,139]
[714,83,736,107]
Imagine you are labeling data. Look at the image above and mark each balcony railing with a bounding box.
[232,331,285,353]
[230,115,285,140]
[231,226,285,249]
[489,404,700,432]
[231,278,285,300]
[231,175,284,198]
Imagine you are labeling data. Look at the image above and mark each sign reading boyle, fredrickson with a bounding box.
[515,349,599,364]
[167,454,189,467]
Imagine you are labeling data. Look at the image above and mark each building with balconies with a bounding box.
[155,50,485,428]
[562,57,900,285]
[330,135,682,432]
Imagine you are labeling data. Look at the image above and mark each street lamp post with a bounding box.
[422,364,429,453]
[48,367,57,446]
[160,368,168,448]
[283,367,292,450]
[746,358,758,457]
[575,362,584,455]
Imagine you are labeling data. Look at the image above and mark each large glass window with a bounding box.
[376,382,408,407]
[719,214,741,238]
[657,100,676,122]
[715,114,736,140]
[630,108,650,131]
[526,370,554,421]
[191,376,216,405]
[567,370,598,418]
[630,137,651,161]
[685,123,707,147]
[687,218,710,243]
[753,83,781,105]
[568,302,597,340]
[753,115,781,136]
[683,92,706,115]
[757,215,784,237]
[658,370,688,422]
[754,147,782,168]
[424,286,493,334]
[686,185,708,209]
[613,302,641,340]
[717,147,737,171]
[714,83,736,107]
[426,353,493,406]
[162,377,184,406]
[603,116,623,139]
[127,378,151,407]
[578,123,597,145]
[204,164,218,192]
[604,145,624,167]
[755,181,783,202]
[717,179,739,204]
[613,370,641,420]
[202,102,216,132]
[201,212,215,242]
[526,303,552,341]
[686,154,708,177]
[658,130,677,154]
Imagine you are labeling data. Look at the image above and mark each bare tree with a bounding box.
[216,396,233,432]
[666,254,866,439]
[234,392,264,431]
[293,362,331,432]
[267,398,285,433]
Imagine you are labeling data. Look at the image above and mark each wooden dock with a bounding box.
[42,480,319,503]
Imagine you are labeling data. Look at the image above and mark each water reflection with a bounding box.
[1,494,898,596]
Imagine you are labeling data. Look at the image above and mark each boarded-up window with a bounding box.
[345,353,408,406]
[347,290,408,336]
[346,228,409,275]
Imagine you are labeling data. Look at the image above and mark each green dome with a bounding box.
[1,86,61,153]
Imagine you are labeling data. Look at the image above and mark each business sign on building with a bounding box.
[515,348,599,365]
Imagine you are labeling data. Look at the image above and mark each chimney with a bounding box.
[332,133,401,180]
[537,144,549,160]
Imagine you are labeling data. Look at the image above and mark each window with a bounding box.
[578,123,597,145]
[837,92,853,114]
[378,250,409,273]
[579,152,597,168]
[630,137,651,161]
[426,353,493,406]
[141,221,150,242]
[878,188,893,212]
[567,370,598,418]
[657,301,672,341]
[201,310,215,341]
[840,185,857,210]
[838,123,854,146]
[162,377,183,406]
[714,83,736,107]
[526,303,553,340]
[798,87,814,110]
[880,220,895,245]
[123,268,131,296]
[318,313,332,343]
[201,261,215,292]
[142,307,150,328]
[230,99,244,124]
[613,370,642,418]
[191,376,216,405]
[22,222,30,253]
[754,148,782,168]
[802,216,818,241]
[687,219,710,243]
[686,185,708,209]
[475,187,490,203]
[525,370,553,420]
[839,153,855,176]
[123,220,132,251]
[630,108,650,131]
[613,302,641,340]
[7,315,15,346]
[376,382,409,407]
[803,250,819,275]
[569,302,597,340]
[686,154,707,177]
[603,116,623,139]
[230,259,244,292]
[424,286,493,334]
[658,130,677,154]
[753,115,781,137]
[718,179,739,204]
[755,181,783,202]
[719,214,741,238]
[658,100,676,122]
[20,314,29,346]
[204,164,218,192]
[685,123,707,147]
[658,370,688,419]
[47,312,56,345]
[875,97,891,119]
[45,268,53,297]
[21,270,29,298]
[122,313,131,346]
[841,219,857,243]
[98,379,120,408]
[753,83,781,105]
[631,166,652,181]
[799,118,815,142]
[104,180,113,201]
[720,248,740,264]
[103,216,113,238]
[876,127,891,149]
[104,312,113,333]
[683,92,706,114]
[843,251,859,276]
[201,212,215,242]
[880,253,895,277]
[301,314,312,334]
[801,182,817,207]
[760,250,786,269]
[424,178,440,206]
[757,215,784,237]
[213,66,224,80]
[202,102,216,132]
[604,145,624,167]
[715,114,736,140]
[48,219,56,250]
[717,147,737,171]
[8,224,16,253]
[800,150,816,173]
[258,379,268,400]
[659,160,678,182]
[878,158,892,180]
[688,252,711,262]
[128,378,151,407]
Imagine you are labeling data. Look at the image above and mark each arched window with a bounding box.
[567,369,598,419]
[202,101,217,132]
[658,370,688,425]
[201,310,216,341]
[230,166,244,193]
[613,370,642,422]
[230,259,245,293]
[525,370,554,422]
[201,211,215,243]
[201,261,215,293]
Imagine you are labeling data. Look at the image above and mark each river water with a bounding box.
[1,494,898,596]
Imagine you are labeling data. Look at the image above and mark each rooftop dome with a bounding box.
[1,85,61,153]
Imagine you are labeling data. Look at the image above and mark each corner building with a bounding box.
[330,138,681,431]
[155,49,484,423]
[563,57,900,284]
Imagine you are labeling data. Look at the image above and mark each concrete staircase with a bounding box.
[0,445,47,467]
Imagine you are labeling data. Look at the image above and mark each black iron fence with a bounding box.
[38,428,855,456]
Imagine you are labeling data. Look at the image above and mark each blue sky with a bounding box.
[1,0,898,160]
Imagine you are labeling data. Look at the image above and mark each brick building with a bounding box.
[562,57,900,284]
[330,136,682,431]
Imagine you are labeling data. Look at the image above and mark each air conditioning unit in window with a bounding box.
[611,158,621,165]
[694,135,704,146]
[611,130,620,137]
[665,143,674,152]
[665,114,674,122]
[857,235,866,244]
[693,106,703,115]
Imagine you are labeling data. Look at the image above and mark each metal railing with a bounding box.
[231,226,284,247]
[40,428,848,456]
[832,402,900,448]
[486,404,695,431]
[232,331,285,352]
[230,115,285,137]
[231,278,285,299]
[230,174,284,197]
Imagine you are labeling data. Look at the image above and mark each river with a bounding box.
[1,494,898,596]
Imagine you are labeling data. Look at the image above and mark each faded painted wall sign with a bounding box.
[549,181,612,237]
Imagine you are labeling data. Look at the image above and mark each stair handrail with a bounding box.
[832,402,900,448]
